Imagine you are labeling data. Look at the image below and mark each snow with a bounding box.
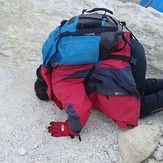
[0,0,163,163]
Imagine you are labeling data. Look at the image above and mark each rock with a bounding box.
[155,144,160,151]
[146,120,153,125]
[158,146,163,152]
[143,158,156,163]
[146,158,156,163]
[159,138,163,146]
[0,152,5,162]
[118,125,161,163]
[0,0,163,163]
[107,148,118,162]
[33,144,38,149]
[153,150,163,161]
[17,147,27,156]
[160,128,163,135]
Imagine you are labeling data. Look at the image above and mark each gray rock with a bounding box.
[158,146,163,153]
[153,150,163,161]
[33,144,38,149]
[143,158,156,163]
[147,158,156,163]
[159,138,163,146]
[107,148,118,162]
[155,144,160,151]
[17,147,27,156]
[160,129,163,136]
[0,152,6,162]
[146,120,153,125]
[118,125,161,163]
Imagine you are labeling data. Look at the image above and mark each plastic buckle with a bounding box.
[52,62,59,68]
[82,9,87,14]
[131,57,137,65]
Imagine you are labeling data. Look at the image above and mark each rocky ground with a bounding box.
[0,0,163,163]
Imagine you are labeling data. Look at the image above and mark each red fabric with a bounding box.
[99,32,131,69]
[41,65,92,129]
[40,65,52,100]
[52,79,92,128]
[41,65,63,109]
[41,32,140,133]
[89,92,140,128]
[48,121,79,137]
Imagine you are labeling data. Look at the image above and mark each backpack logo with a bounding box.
[85,33,95,36]
[61,124,65,132]
[115,92,122,95]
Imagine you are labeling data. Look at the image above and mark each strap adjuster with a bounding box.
[131,57,137,65]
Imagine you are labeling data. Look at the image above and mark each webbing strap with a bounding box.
[58,26,118,38]
[83,54,135,86]
[83,65,97,85]
[107,55,131,63]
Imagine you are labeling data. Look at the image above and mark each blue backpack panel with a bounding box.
[42,8,123,68]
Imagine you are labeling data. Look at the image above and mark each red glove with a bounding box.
[48,121,79,137]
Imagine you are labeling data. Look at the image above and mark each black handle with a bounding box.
[82,8,113,15]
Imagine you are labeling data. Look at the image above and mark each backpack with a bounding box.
[42,8,132,68]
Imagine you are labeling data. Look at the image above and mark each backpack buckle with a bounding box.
[52,62,59,68]
[131,57,137,65]
[82,9,87,14]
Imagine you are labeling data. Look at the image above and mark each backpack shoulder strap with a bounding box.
[83,32,137,86]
